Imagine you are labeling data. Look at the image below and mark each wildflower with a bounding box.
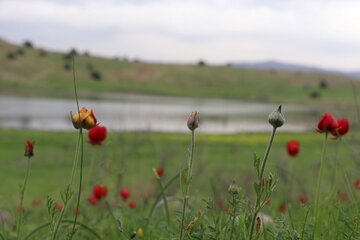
[316,113,339,133]
[120,188,130,201]
[55,202,63,212]
[287,140,300,157]
[88,194,98,205]
[187,111,200,131]
[156,167,164,177]
[88,125,107,145]
[278,203,286,214]
[137,228,143,237]
[354,179,360,189]
[298,195,308,204]
[101,186,108,198]
[128,201,136,209]
[71,107,97,130]
[24,140,34,157]
[331,118,349,138]
[268,105,285,128]
[93,185,103,199]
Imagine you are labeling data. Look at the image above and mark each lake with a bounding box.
[0,94,317,133]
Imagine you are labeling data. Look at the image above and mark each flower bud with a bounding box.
[187,111,200,131]
[268,105,285,128]
[137,228,143,237]
[71,107,97,130]
[228,181,241,195]
[24,140,34,157]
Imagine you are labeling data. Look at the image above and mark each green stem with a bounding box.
[229,194,236,240]
[156,178,170,224]
[248,127,277,240]
[180,130,195,240]
[17,156,31,240]
[105,200,124,239]
[24,219,101,240]
[53,131,81,240]
[70,127,84,238]
[146,173,180,228]
[314,132,328,234]
[0,231,5,240]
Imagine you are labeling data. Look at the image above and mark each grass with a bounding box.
[1,128,359,230]
[1,38,359,111]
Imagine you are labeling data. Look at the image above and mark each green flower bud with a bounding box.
[268,105,285,128]
[228,181,241,195]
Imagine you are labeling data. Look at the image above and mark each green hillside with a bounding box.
[0,38,358,108]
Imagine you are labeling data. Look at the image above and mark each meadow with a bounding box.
[1,38,360,239]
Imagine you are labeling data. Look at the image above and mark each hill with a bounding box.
[0,38,359,108]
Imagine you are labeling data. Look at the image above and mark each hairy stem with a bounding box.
[248,127,277,240]
[17,156,31,240]
[314,132,328,234]
[180,130,195,240]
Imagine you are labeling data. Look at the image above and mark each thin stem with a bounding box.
[314,132,328,234]
[70,127,84,238]
[0,232,4,240]
[72,57,80,113]
[17,156,31,240]
[248,127,277,240]
[180,130,195,240]
[53,131,81,240]
[146,172,180,228]
[229,194,236,240]
[105,200,124,239]
[156,178,170,224]
[24,219,101,240]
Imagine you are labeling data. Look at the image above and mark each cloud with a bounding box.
[0,0,359,70]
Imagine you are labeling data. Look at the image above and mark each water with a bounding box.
[0,94,315,133]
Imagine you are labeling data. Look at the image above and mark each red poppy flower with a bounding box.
[354,179,360,189]
[128,201,136,209]
[287,140,300,157]
[278,203,286,214]
[298,195,308,204]
[88,126,107,145]
[101,186,108,198]
[24,140,34,157]
[88,194,98,205]
[316,113,339,133]
[331,118,349,138]
[156,167,164,177]
[93,185,103,199]
[120,188,130,201]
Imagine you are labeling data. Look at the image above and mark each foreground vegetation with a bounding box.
[1,123,360,239]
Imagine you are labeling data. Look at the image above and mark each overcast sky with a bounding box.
[0,0,359,71]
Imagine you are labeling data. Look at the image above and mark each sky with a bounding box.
[0,0,359,71]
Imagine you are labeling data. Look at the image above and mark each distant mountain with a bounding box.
[232,60,360,79]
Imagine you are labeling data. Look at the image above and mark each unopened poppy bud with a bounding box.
[24,140,35,157]
[187,111,200,131]
[268,105,285,128]
[71,107,97,130]
[137,228,143,237]
[228,181,241,195]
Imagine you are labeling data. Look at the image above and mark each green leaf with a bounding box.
[253,154,260,177]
